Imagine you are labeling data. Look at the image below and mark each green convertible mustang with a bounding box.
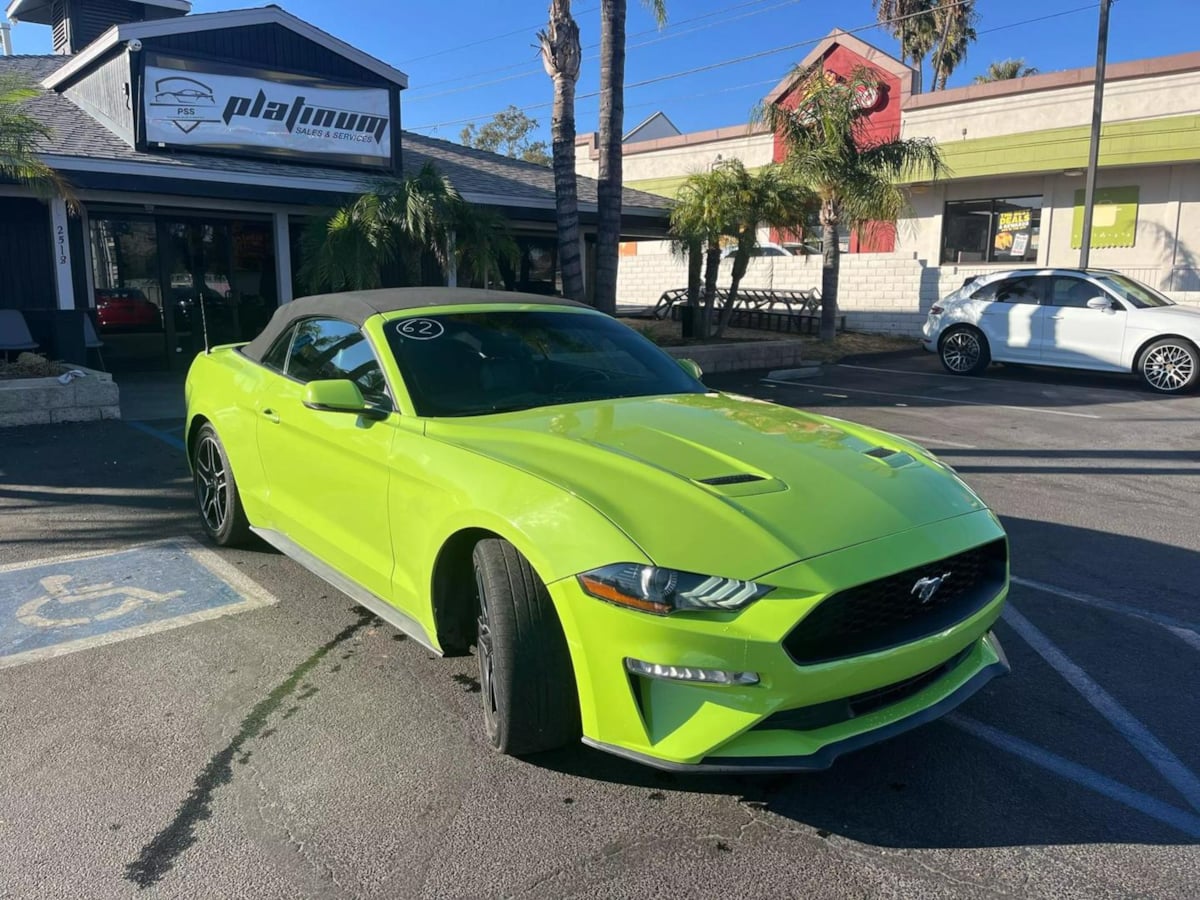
[185,287,1010,772]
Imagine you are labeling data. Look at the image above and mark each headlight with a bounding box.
[577,564,772,615]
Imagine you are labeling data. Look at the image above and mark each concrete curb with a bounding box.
[664,340,804,374]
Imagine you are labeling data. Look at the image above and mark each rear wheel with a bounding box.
[192,424,252,546]
[472,539,580,755]
[939,326,990,376]
[1138,339,1198,393]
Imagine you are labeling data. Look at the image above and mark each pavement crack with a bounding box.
[122,609,377,889]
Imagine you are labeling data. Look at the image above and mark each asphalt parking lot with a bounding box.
[1,351,1198,899]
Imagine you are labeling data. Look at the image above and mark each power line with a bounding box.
[402,4,600,64]
[405,0,806,100]
[407,1,1098,132]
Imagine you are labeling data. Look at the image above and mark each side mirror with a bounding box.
[1086,296,1114,311]
[676,358,703,380]
[302,379,387,420]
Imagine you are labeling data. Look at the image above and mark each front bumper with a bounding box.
[550,509,1009,771]
[921,316,940,352]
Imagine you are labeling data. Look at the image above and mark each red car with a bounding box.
[95,289,161,331]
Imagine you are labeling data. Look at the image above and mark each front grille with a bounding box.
[783,539,1007,665]
[754,647,972,733]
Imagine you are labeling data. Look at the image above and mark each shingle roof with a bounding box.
[1,54,671,213]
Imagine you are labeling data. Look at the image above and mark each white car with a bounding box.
[921,268,1200,393]
[720,241,792,259]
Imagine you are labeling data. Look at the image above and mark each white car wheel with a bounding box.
[939,327,990,376]
[1139,339,1199,393]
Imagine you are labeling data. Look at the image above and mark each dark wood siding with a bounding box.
[0,199,56,312]
[144,24,393,87]
[63,52,134,144]
[71,0,140,48]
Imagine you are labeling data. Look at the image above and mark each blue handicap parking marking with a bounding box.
[0,539,277,669]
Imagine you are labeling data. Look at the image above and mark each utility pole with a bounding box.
[1078,0,1112,269]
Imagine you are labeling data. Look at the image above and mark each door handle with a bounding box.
[1050,315,1065,320]
[261,408,280,423]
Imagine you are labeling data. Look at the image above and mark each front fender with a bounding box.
[388,432,649,655]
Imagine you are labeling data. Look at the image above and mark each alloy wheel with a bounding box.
[475,570,500,737]
[942,330,981,373]
[1143,344,1195,392]
[194,436,229,533]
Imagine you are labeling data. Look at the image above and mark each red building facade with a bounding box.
[764,30,919,253]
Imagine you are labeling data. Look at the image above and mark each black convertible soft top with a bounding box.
[241,287,590,363]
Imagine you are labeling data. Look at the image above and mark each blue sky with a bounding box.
[9,0,1196,143]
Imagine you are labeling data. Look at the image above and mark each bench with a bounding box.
[654,287,845,334]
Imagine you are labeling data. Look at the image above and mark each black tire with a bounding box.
[192,423,252,547]
[939,325,990,376]
[1138,338,1199,394]
[471,539,580,756]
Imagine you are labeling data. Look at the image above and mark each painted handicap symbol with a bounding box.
[16,574,185,629]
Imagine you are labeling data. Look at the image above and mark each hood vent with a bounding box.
[697,473,766,486]
[863,446,916,468]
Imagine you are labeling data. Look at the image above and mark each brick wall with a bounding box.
[618,245,1200,336]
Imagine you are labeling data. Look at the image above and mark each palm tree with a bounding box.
[539,0,586,302]
[758,64,947,341]
[929,0,977,91]
[299,163,516,293]
[595,0,667,316]
[871,0,937,73]
[451,204,519,289]
[0,75,71,200]
[711,162,814,338]
[669,167,727,339]
[974,59,1039,83]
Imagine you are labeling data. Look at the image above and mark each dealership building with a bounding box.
[577,30,1200,334]
[0,0,670,370]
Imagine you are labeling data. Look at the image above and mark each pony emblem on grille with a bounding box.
[911,573,951,604]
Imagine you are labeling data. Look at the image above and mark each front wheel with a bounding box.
[939,326,990,376]
[1139,339,1198,393]
[192,423,252,546]
[472,539,580,756]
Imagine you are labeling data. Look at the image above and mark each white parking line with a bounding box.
[894,433,979,450]
[949,714,1200,839]
[761,380,1103,419]
[1002,604,1200,814]
[1012,575,1200,638]
[839,363,1146,397]
[840,363,1041,386]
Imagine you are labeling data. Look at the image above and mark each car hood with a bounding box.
[425,393,985,579]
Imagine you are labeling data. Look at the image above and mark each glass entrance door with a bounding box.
[89,211,277,372]
[160,218,276,368]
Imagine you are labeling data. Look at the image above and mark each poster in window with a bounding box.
[994,208,1032,256]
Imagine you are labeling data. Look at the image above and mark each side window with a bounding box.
[261,326,296,372]
[985,276,1042,305]
[285,318,390,405]
[1048,277,1105,309]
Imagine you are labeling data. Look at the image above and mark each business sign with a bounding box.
[143,64,392,166]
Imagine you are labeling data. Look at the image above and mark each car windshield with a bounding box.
[1092,273,1175,309]
[386,309,706,417]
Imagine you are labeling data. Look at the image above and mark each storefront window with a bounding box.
[89,211,276,370]
[941,197,1041,264]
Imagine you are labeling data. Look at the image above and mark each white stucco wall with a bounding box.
[576,129,775,184]
[901,69,1200,143]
